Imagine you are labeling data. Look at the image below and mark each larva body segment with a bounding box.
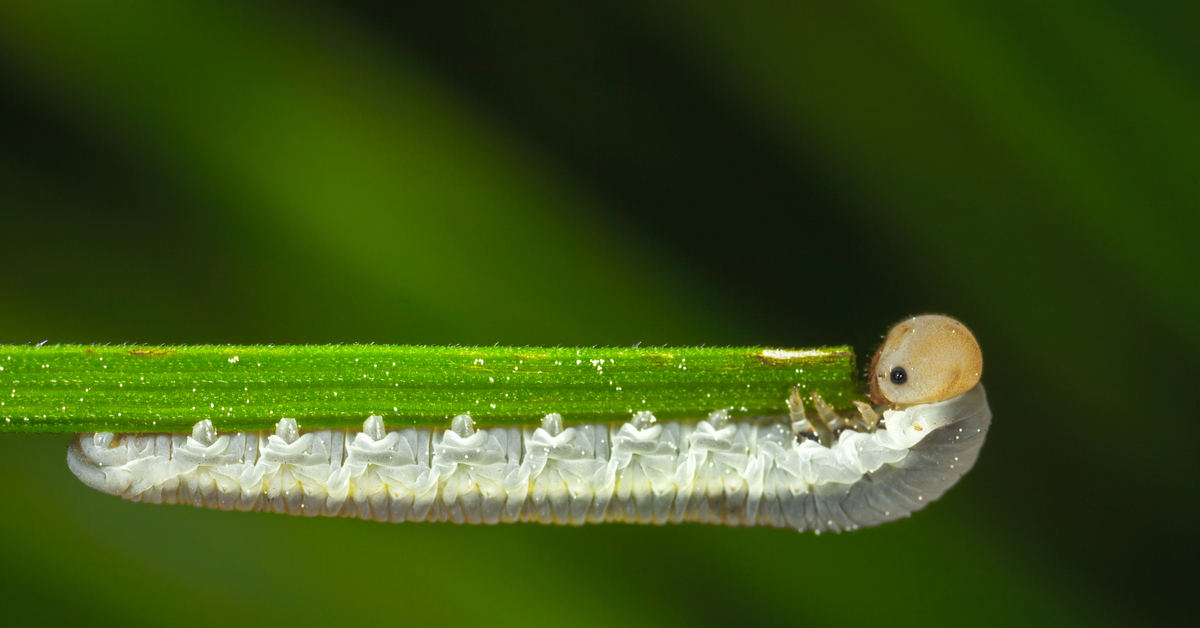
[67,384,991,533]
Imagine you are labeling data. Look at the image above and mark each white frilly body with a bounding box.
[67,384,991,533]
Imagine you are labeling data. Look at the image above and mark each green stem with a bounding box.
[0,344,863,433]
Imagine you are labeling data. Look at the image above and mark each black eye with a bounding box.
[890,366,908,385]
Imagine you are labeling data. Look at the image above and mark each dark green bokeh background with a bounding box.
[1,2,1195,626]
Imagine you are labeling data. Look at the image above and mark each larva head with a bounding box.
[868,314,982,406]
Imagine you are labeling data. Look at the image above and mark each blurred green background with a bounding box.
[0,1,1195,626]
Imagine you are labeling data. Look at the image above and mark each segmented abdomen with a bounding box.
[67,385,990,533]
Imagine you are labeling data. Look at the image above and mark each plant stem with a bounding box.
[0,344,863,433]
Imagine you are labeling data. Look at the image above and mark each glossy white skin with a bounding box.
[870,315,983,406]
[67,384,991,533]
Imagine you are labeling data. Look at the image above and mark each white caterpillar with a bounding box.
[66,315,991,533]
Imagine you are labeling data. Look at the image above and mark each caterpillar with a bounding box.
[65,315,990,533]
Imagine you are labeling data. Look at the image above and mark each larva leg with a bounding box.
[802,391,880,439]
[850,400,879,433]
[788,386,832,446]
[808,391,839,427]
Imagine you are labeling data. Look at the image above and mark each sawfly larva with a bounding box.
[60,315,990,533]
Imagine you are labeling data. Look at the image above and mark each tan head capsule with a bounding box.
[868,314,982,406]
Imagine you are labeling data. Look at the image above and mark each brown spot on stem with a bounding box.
[128,348,177,357]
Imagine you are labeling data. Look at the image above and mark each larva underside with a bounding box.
[68,384,990,533]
